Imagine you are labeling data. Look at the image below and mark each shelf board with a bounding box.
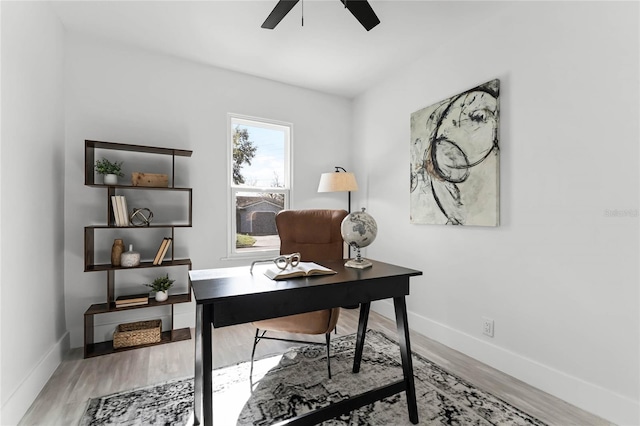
[86,140,192,157]
[85,224,192,229]
[85,184,192,191]
[84,328,191,358]
[85,258,192,272]
[85,293,191,315]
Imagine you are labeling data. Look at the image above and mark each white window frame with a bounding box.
[226,113,293,260]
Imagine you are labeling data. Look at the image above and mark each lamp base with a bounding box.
[344,258,373,269]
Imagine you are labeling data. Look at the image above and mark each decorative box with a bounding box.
[131,172,169,187]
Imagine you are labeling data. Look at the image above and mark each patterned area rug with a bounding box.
[79,378,193,425]
[79,330,547,425]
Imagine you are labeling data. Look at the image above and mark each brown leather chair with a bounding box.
[251,209,348,378]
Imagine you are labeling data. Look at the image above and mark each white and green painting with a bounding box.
[410,80,500,226]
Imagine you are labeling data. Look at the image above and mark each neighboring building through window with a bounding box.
[228,114,291,258]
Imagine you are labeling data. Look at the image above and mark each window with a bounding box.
[228,114,292,258]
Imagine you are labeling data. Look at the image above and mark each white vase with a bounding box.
[155,291,169,302]
[120,244,140,267]
[103,174,118,185]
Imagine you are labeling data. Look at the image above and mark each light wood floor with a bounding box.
[19,308,609,425]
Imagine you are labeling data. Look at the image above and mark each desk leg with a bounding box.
[394,296,418,424]
[195,305,212,426]
[194,305,203,425]
[352,302,370,373]
[202,305,213,426]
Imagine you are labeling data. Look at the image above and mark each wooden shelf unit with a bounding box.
[83,140,193,358]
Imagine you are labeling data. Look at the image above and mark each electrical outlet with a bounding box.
[482,317,494,337]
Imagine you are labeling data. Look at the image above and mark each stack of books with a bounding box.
[115,293,149,308]
[111,195,130,226]
[153,237,172,265]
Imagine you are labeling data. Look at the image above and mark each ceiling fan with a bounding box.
[261,0,380,31]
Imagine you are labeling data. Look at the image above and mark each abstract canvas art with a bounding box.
[410,79,500,226]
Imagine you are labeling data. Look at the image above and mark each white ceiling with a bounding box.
[51,1,507,98]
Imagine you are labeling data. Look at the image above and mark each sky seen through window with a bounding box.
[235,125,285,188]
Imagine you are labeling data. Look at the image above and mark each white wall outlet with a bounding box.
[482,317,494,337]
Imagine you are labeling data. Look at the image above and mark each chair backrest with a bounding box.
[276,209,348,262]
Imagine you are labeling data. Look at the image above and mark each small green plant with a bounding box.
[94,158,124,177]
[145,274,175,292]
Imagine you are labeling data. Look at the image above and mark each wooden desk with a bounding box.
[190,259,422,425]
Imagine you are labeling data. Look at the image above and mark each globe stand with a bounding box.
[345,246,372,269]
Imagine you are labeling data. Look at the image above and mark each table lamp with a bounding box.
[317,166,358,213]
[318,166,359,258]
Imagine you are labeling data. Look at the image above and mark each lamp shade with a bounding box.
[317,172,358,193]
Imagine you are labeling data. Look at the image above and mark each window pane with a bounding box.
[229,114,291,258]
[235,191,284,253]
[232,123,287,188]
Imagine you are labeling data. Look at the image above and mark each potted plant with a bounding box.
[95,158,124,185]
[145,274,175,302]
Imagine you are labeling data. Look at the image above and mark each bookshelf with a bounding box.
[83,140,193,358]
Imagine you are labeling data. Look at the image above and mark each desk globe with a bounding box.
[341,208,378,269]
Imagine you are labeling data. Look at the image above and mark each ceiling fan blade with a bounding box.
[341,0,380,31]
[262,0,300,29]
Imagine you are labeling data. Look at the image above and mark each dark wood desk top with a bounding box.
[190,259,422,327]
[190,259,422,302]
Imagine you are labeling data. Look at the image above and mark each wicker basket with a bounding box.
[113,319,161,349]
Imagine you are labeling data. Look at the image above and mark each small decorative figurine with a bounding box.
[130,207,154,227]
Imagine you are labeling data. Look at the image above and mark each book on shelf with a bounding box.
[157,238,172,265]
[120,196,130,226]
[115,293,149,307]
[112,195,128,227]
[115,300,149,308]
[264,262,336,281]
[111,195,121,226]
[152,238,169,265]
[115,196,124,226]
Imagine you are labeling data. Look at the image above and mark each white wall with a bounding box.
[0,2,67,424]
[4,2,637,424]
[63,34,352,348]
[352,2,639,424]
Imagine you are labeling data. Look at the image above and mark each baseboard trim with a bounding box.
[371,300,639,426]
[1,331,70,425]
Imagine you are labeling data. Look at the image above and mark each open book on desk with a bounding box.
[264,262,336,281]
